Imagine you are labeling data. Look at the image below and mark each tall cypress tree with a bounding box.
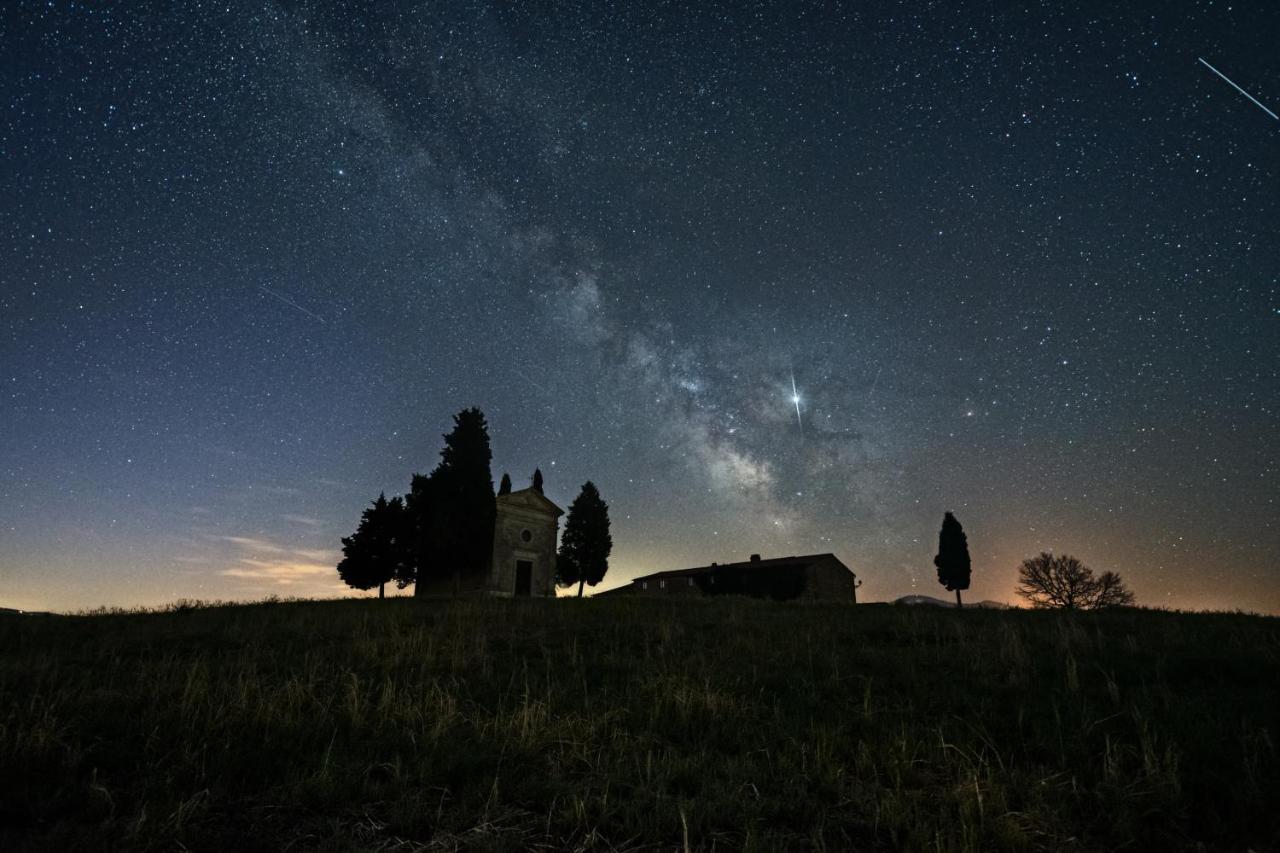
[933,511,972,609]
[498,472,512,495]
[531,468,544,494]
[422,408,496,595]
[556,481,612,598]
[337,493,411,599]
[406,471,436,594]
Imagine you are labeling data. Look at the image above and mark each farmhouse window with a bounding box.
[659,579,666,589]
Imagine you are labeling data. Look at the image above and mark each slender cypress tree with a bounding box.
[532,468,544,494]
[337,493,411,599]
[498,472,512,495]
[427,408,496,595]
[406,471,436,594]
[556,481,612,598]
[933,511,972,609]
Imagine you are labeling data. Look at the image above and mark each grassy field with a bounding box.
[1,598,1277,852]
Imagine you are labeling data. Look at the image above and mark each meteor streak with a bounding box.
[259,284,326,323]
[1198,57,1279,121]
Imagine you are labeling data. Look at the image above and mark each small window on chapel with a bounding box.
[520,528,532,543]
[641,581,648,590]
[659,579,666,589]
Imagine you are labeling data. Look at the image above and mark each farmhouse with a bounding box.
[596,553,859,603]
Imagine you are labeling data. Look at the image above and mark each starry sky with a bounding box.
[2,1,1277,613]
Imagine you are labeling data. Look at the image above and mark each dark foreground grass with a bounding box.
[1,598,1277,851]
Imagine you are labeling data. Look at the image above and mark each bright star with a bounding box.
[790,373,803,434]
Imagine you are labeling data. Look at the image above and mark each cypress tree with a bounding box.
[557,481,612,598]
[532,468,544,494]
[426,408,496,595]
[933,511,972,609]
[498,472,512,495]
[406,472,436,594]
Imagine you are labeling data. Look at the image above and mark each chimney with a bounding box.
[750,554,761,562]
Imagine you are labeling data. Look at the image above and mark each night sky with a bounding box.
[2,1,1276,613]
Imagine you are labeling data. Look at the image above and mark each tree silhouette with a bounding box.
[406,471,436,593]
[411,408,496,596]
[532,467,544,494]
[555,550,579,594]
[1016,552,1135,609]
[438,408,496,594]
[933,511,971,609]
[337,493,411,599]
[498,472,512,496]
[556,481,612,597]
[1092,570,1137,608]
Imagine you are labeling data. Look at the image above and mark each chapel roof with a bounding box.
[496,486,564,516]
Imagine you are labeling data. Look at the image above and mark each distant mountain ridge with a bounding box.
[893,595,1010,609]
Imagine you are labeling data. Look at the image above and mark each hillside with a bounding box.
[1,598,1277,851]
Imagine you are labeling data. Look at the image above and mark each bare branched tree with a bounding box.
[1015,552,1135,610]
[1092,570,1136,608]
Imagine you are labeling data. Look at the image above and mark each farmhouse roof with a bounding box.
[637,553,852,581]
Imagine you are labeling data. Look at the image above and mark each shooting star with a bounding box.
[867,365,883,403]
[513,368,555,398]
[259,284,326,323]
[790,373,804,435]
[1198,57,1279,121]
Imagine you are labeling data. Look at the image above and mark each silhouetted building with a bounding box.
[595,553,858,603]
[416,485,562,597]
[490,486,562,597]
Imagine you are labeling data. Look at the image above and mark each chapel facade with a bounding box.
[486,486,562,597]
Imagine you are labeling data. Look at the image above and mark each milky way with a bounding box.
[2,1,1276,612]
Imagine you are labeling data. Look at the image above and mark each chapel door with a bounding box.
[514,560,533,596]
